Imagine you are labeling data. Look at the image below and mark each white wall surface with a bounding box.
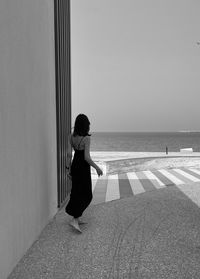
[0,1,58,278]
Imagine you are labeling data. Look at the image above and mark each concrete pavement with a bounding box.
[8,183,200,279]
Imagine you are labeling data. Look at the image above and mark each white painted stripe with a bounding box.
[143,170,165,188]
[176,183,200,208]
[189,168,200,176]
[173,169,200,182]
[91,174,98,192]
[127,172,145,195]
[105,174,120,202]
[158,169,184,185]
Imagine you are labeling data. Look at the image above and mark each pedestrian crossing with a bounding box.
[91,167,200,205]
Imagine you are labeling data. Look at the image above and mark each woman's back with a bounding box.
[71,135,86,151]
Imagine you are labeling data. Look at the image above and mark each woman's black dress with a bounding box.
[65,141,92,218]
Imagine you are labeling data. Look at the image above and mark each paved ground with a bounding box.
[91,167,200,206]
[8,181,200,279]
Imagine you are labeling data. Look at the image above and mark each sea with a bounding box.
[90,132,200,152]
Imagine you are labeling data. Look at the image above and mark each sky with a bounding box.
[70,0,200,132]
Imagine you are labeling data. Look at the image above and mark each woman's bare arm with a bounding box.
[66,134,72,169]
[84,136,103,175]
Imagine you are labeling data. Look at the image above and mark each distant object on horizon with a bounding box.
[178,130,200,133]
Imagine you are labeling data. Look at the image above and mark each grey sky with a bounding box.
[71,0,200,132]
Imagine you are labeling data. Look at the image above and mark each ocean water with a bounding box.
[90,132,200,152]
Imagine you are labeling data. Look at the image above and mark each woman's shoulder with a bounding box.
[83,135,90,141]
[82,135,91,145]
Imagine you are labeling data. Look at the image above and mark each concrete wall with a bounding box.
[0,1,58,278]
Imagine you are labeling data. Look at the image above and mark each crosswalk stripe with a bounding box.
[136,171,156,191]
[182,167,200,179]
[126,172,145,195]
[118,173,134,198]
[91,174,98,192]
[158,169,184,185]
[169,169,193,184]
[153,170,175,186]
[176,183,200,208]
[188,168,200,178]
[91,167,200,205]
[92,176,108,204]
[143,170,166,188]
[105,174,120,202]
[173,169,200,182]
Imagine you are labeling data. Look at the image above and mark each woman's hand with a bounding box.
[66,166,72,180]
[96,167,103,177]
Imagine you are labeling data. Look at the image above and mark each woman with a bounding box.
[65,114,103,232]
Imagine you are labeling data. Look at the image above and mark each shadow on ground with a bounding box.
[8,185,200,279]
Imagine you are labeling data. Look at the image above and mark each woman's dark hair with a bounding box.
[72,114,91,136]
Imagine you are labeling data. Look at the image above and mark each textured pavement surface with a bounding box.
[8,183,200,279]
[91,167,200,205]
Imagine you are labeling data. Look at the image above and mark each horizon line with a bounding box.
[91,130,200,133]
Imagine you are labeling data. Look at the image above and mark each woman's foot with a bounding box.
[69,218,82,233]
